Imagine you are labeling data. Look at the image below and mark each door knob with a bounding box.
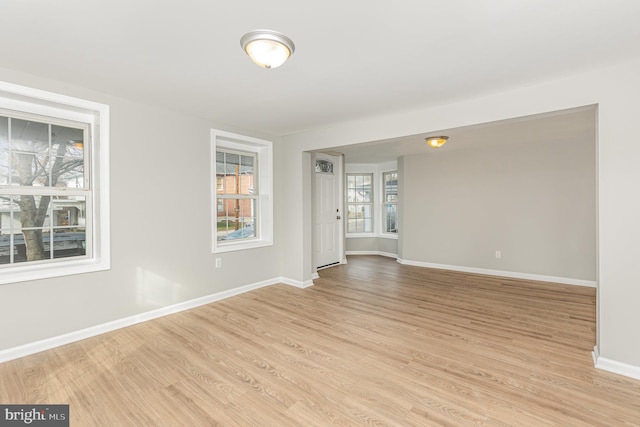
[336,216,341,220]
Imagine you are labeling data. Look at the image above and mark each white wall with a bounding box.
[281,57,640,371]
[0,67,282,351]
[400,112,596,281]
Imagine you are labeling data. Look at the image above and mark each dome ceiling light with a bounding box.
[425,136,449,148]
[240,29,295,69]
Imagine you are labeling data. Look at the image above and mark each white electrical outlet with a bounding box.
[495,251,501,259]
[215,257,222,268]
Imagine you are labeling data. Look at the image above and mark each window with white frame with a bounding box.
[0,82,109,285]
[211,129,272,253]
[383,171,398,234]
[216,149,257,240]
[346,173,373,234]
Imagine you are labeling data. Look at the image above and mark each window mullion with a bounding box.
[8,117,12,185]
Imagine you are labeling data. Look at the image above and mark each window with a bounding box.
[0,81,109,285]
[216,149,256,240]
[346,173,373,234]
[383,171,398,233]
[211,129,272,253]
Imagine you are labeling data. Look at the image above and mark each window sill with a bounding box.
[346,233,375,239]
[346,233,398,240]
[379,233,399,240]
[0,257,110,286]
[213,239,273,253]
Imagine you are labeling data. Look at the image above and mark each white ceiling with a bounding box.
[1,1,639,138]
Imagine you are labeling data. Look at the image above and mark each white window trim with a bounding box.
[346,172,375,236]
[211,129,272,253]
[0,81,110,285]
[345,164,398,240]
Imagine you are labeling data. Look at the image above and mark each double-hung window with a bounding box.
[0,81,109,284]
[211,129,272,252]
[382,171,398,234]
[346,173,373,234]
[216,149,257,241]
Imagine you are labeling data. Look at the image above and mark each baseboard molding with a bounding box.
[592,346,640,380]
[346,251,398,259]
[0,276,311,364]
[280,276,315,289]
[396,258,596,288]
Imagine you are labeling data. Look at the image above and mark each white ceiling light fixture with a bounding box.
[425,136,449,149]
[240,29,295,69]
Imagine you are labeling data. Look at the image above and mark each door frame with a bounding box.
[311,152,345,274]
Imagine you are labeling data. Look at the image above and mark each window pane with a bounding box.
[216,150,256,197]
[362,204,372,220]
[0,196,18,264]
[384,172,398,202]
[52,124,85,189]
[10,118,50,187]
[346,173,374,234]
[5,119,87,189]
[7,195,49,263]
[347,204,358,233]
[10,118,49,153]
[239,154,255,195]
[51,228,86,259]
[0,237,16,264]
[51,196,86,229]
[347,204,373,233]
[14,194,49,227]
[0,196,18,232]
[216,198,256,241]
[0,195,85,264]
[385,204,397,233]
[215,151,226,175]
[9,229,49,263]
[0,230,31,264]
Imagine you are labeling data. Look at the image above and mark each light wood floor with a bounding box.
[2,256,640,426]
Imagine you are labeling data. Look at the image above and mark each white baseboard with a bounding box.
[396,258,596,288]
[0,276,311,364]
[281,276,315,289]
[345,251,398,259]
[592,346,640,380]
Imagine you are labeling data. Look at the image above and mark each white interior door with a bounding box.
[313,154,342,269]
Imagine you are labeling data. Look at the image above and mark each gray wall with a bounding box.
[400,115,596,280]
[0,67,282,350]
[346,237,398,256]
